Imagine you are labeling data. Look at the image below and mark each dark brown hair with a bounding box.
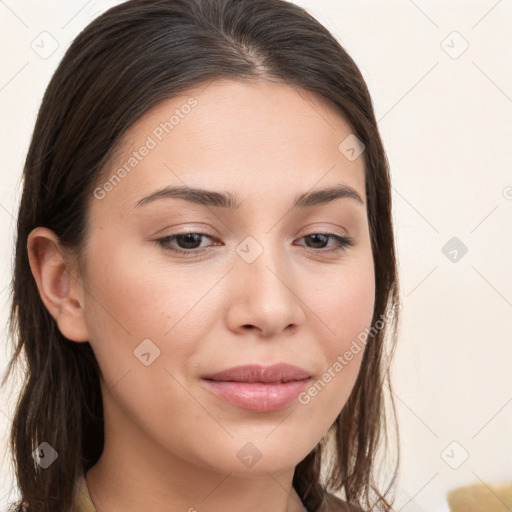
[2,1,400,511]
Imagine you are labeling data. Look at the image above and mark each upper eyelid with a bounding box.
[157,231,353,248]
[159,230,349,240]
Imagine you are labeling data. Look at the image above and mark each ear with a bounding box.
[27,227,89,342]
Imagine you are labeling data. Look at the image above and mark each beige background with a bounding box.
[1,1,511,511]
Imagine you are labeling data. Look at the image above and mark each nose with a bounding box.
[225,238,306,338]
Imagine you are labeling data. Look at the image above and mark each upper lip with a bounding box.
[202,363,312,383]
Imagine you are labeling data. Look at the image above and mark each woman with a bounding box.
[2,0,401,511]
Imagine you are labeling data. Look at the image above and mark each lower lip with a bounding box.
[201,378,311,412]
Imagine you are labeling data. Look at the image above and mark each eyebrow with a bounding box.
[134,183,365,210]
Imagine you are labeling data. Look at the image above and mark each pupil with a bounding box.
[177,233,201,249]
[307,234,327,248]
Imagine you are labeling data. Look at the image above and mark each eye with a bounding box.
[293,233,354,253]
[155,231,354,256]
[155,232,217,255]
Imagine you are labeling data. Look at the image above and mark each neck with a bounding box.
[85,409,308,512]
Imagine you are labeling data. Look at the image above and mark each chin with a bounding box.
[213,438,311,477]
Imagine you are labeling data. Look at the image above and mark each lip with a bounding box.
[201,363,312,412]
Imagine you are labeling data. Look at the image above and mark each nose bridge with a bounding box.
[231,232,304,334]
[236,232,287,289]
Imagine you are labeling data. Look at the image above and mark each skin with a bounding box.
[27,78,375,512]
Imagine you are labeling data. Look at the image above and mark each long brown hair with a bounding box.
[2,1,400,510]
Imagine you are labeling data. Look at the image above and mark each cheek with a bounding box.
[80,245,206,434]
[80,240,165,379]
[318,250,376,351]
[81,238,218,386]
[298,296,373,438]
[304,252,375,409]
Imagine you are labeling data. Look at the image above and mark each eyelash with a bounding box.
[155,231,354,256]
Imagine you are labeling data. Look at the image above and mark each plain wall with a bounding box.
[1,1,511,511]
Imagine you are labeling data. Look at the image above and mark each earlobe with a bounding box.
[27,227,90,342]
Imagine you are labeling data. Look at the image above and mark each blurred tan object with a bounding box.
[446,481,512,512]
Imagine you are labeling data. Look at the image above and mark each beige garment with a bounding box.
[75,473,97,512]
[74,472,313,512]
[446,481,512,512]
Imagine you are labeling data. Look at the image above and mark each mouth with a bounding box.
[200,363,312,412]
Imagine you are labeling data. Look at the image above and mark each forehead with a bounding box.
[94,78,366,214]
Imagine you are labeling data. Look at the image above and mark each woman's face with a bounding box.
[76,78,375,477]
